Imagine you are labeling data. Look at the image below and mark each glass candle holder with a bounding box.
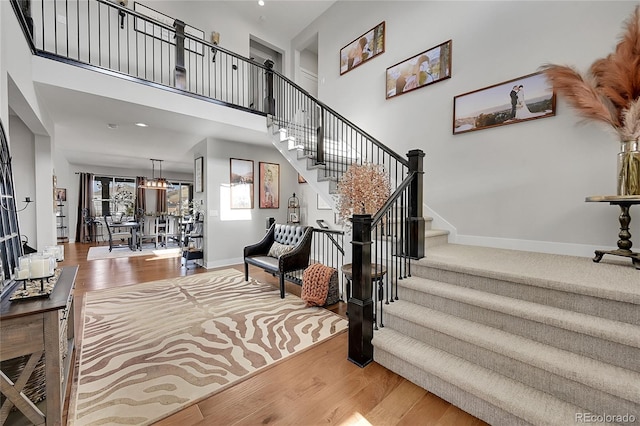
[15,255,31,280]
[28,253,55,279]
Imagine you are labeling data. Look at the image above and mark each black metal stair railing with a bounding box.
[10,0,426,369]
[267,71,411,196]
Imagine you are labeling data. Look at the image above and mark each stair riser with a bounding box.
[410,263,639,326]
[383,313,639,415]
[425,233,449,248]
[373,347,534,426]
[396,285,640,373]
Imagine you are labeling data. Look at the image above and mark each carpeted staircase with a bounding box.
[268,115,640,425]
[373,219,640,425]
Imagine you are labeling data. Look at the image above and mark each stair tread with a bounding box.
[400,276,640,348]
[385,299,640,402]
[418,244,640,304]
[373,328,585,425]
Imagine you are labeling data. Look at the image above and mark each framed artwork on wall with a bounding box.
[453,71,556,135]
[340,21,385,75]
[386,40,452,99]
[298,173,307,184]
[194,157,203,193]
[229,158,254,209]
[55,188,67,202]
[259,162,279,209]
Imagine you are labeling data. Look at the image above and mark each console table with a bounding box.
[0,266,77,425]
[585,195,640,269]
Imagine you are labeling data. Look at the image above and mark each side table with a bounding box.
[341,263,388,328]
[585,195,640,269]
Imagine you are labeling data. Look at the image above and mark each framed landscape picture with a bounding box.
[340,21,385,75]
[386,40,452,99]
[259,162,279,209]
[453,71,556,135]
[229,158,253,209]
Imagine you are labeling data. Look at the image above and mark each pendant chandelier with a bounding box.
[140,159,168,190]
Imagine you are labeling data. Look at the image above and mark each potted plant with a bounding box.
[541,5,640,195]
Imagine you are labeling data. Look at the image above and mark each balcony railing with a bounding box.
[23,0,270,114]
[11,0,426,368]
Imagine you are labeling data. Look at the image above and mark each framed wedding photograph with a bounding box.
[229,158,254,209]
[386,40,452,99]
[194,157,203,193]
[453,71,556,135]
[259,162,280,209]
[340,21,385,75]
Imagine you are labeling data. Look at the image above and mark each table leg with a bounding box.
[593,203,640,269]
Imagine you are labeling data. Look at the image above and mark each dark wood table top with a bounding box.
[1,265,78,320]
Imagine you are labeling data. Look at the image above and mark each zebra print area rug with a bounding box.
[69,268,348,425]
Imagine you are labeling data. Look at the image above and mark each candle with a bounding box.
[18,256,30,270]
[29,254,54,279]
[15,267,29,280]
[30,257,47,278]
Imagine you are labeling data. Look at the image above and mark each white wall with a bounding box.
[200,138,300,268]
[9,114,37,246]
[2,0,58,251]
[292,1,638,257]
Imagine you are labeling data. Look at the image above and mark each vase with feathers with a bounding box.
[541,5,640,196]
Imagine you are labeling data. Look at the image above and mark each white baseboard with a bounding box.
[204,257,244,269]
[453,234,617,259]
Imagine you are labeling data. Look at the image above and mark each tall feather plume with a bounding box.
[541,5,640,140]
[590,6,640,113]
[540,64,620,128]
[621,98,640,141]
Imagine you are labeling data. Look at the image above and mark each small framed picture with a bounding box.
[340,21,385,75]
[56,188,67,201]
[298,173,307,184]
[230,158,254,209]
[386,40,452,99]
[259,162,280,209]
[194,157,204,193]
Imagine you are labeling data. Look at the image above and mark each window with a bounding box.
[0,120,23,296]
[92,176,193,217]
[92,176,136,217]
[167,181,193,216]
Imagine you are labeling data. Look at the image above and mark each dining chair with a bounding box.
[104,215,133,252]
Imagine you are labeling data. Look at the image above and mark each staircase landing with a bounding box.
[417,243,639,303]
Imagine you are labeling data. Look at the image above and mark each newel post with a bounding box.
[407,149,425,259]
[264,59,275,115]
[173,19,187,90]
[348,214,374,367]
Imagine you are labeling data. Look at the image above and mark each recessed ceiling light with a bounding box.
[135,122,148,127]
[258,0,264,6]
[107,123,118,129]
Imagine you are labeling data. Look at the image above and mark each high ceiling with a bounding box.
[16,0,335,175]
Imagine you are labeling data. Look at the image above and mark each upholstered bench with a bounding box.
[243,223,313,298]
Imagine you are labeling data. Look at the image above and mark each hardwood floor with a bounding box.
[58,242,487,426]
